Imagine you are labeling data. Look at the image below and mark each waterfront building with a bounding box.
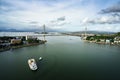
[106,39,110,44]
[114,37,120,44]
[100,39,105,42]
[11,39,21,44]
[26,35,37,40]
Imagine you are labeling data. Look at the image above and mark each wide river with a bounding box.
[0,36,120,80]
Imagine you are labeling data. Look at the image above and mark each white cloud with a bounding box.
[0,0,120,32]
[82,13,120,25]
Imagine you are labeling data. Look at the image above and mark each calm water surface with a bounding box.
[0,36,120,80]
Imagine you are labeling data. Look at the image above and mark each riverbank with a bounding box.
[84,40,120,46]
[0,41,46,52]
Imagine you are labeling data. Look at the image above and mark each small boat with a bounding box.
[39,57,42,60]
[28,59,38,70]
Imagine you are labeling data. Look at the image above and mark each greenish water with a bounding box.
[0,36,120,80]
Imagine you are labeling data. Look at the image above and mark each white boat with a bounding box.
[28,59,38,70]
[39,57,42,60]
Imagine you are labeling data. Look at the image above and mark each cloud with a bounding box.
[82,2,120,25]
[49,16,71,29]
[82,13,120,25]
[50,16,66,23]
[82,17,88,24]
[0,0,120,32]
[29,21,39,24]
[100,2,120,14]
[0,0,26,14]
[57,16,65,21]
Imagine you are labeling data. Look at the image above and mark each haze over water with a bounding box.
[0,36,120,80]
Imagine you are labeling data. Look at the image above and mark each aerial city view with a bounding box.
[0,0,120,80]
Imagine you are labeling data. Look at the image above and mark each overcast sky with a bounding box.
[0,0,120,32]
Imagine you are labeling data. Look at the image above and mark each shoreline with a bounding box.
[0,41,46,52]
[84,40,120,46]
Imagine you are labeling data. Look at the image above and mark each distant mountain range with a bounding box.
[0,28,59,32]
[0,28,24,32]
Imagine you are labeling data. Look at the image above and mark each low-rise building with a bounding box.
[26,35,37,40]
[114,37,120,44]
[100,39,105,42]
[106,39,110,44]
[11,39,21,44]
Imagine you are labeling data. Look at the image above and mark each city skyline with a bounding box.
[0,0,120,32]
